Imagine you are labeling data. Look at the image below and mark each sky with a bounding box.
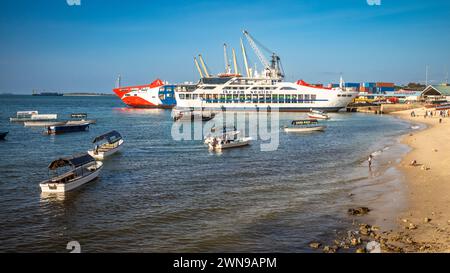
[0,0,449,94]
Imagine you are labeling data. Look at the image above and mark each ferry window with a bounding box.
[259,94,265,103]
[259,87,264,90]
[186,94,192,99]
[265,95,271,103]
[279,94,285,103]
[298,94,303,103]
[233,94,239,102]
[159,87,164,92]
[246,94,252,102]
[219,94,225,102]
[239,94,245,102]
[193,94,199,99]
[252,95,258,103]
[179,94,185,99]
[285,94,291,103]
[311,95,317,102]
[159,94,164,100]
[226,94,232,103]
[166,93,172,97]
[125,94,130,97]
[292,94,297,103]
[272,94,278,103]
[304,94,310,102]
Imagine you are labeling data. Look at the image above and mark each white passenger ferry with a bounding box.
[174,31,358,112]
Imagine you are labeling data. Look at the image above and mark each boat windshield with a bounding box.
[292,120,318,125]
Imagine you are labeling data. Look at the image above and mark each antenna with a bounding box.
[116,74,121,88]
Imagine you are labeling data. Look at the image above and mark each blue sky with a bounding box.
[0,0,449,93]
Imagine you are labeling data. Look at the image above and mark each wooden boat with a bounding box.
[307,109,330,120]
[39,153,103,193]
[10,111,57,122]
[172,109,215,122]
[283,119,326,133]
[0,131,8,140]
[87,131,124,160]
[47,122,89,135]
[208,137,252,151]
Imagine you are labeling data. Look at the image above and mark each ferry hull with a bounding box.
[113,79,176,109]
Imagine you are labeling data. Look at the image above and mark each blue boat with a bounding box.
[47,123,89,135]
[0,131,8,140]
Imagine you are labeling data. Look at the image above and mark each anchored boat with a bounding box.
[172,109,215,122]
[10,111,57,122]
[88,131,124,160]
[307,109,330,120]
[39,153,103,193]
[47,122,90,135]
[283,119,326,133]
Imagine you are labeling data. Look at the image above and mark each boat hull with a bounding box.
[47,123,89,134]
[40,162,103,193]
[284,126,326,133]
[209,137,252,150]
[113,79,176,109]
[88,139,123,160]
[307,114,330,120]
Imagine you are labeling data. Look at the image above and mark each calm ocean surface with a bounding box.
[0,95,413,252]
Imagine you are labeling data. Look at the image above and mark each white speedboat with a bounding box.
[208,136,252,151]
[87,130,123,160]
[40,154,103,193]
[10,111,57,122]
[283,119,326,133]
[204,125,240,144]
[307,109,330,120]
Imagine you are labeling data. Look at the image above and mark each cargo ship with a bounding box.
[113,79,177,108]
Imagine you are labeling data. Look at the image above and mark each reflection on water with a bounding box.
[0,95,413,252]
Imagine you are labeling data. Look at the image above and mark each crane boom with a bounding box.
[198,54,210,78]
[194,57,204,78]
[223,44,231,74]
[232,48,239,75]
[243,30,270,69]
[240,38,251,77]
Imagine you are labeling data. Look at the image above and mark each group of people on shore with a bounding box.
[410,109,450,119]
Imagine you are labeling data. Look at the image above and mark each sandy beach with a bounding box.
[385,108,450,252]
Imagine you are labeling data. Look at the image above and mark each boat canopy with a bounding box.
[292,119,318,125]
[71,113,87,118]
[48,154,95,170]
[92,130,122,144]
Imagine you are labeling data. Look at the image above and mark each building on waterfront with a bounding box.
[421,84,450,102]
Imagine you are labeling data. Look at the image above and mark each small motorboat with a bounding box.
[39,153,103,193]
[208,136,252,151]
[284,119,326,133]
[88,130,124,160]
[307,109,330,120]
[47,122,89,135]
[0,131,8,140]
[172,109,215,122]
[10,111,57,122]
[204,125,240,145]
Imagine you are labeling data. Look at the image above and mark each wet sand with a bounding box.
[387,107,450,252]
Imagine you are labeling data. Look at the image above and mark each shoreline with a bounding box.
[385,108,450,252]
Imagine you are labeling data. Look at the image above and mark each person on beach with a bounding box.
[368,155,373,168]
